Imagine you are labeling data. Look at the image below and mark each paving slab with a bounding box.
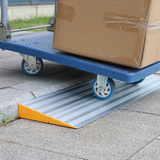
[0,68,40,88]
[0,140,84,160]
[0,53,72,74]
[128,139,160,160]
[1,110,160,160]
[121,88,160,116]
[0,49,19,58]
[0,54,22,71]
[12,69,95,97]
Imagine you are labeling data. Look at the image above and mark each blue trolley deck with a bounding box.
[0,31,160,83]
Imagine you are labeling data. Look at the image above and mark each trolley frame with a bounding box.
[1,0,160,100]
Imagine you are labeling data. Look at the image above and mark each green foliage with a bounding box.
[0,113,14,126]
[8,16,51,32]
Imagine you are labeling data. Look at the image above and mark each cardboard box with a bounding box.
[53,0,160,68]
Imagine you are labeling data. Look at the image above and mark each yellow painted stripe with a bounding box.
[19,104,77,129]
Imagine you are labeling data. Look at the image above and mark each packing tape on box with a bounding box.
[56,2,75,22]
[56,1,160,34]
[102,12,160,33]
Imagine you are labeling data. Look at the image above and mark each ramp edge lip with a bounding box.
[19,104,78,129]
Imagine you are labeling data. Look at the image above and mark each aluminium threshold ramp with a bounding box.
[19,75,160,129]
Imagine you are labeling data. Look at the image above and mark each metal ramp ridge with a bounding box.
[19,75,160,129]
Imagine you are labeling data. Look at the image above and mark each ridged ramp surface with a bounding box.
[19,75,160,129]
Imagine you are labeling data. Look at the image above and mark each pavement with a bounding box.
[1,32,160,160]
[0,40,95,123]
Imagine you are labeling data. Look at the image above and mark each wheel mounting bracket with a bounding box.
[97,75,108,93]
[20,54,37,70]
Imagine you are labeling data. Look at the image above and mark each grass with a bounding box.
[0,113,14,126]
[8,16,51,32]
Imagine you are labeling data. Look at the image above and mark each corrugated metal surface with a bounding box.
[20,75,160,128]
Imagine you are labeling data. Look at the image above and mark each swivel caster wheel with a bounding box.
[22,58,43,76]
[131,78,145,84]
[92,78,115,100]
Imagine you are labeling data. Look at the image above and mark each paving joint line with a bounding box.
[31,92,36,98]
[9,87,32,93]
[119,108,160,117]
[10,73,93,94]
[126,133,160,160]
[0,138,86,160]
[0,87,12,90]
